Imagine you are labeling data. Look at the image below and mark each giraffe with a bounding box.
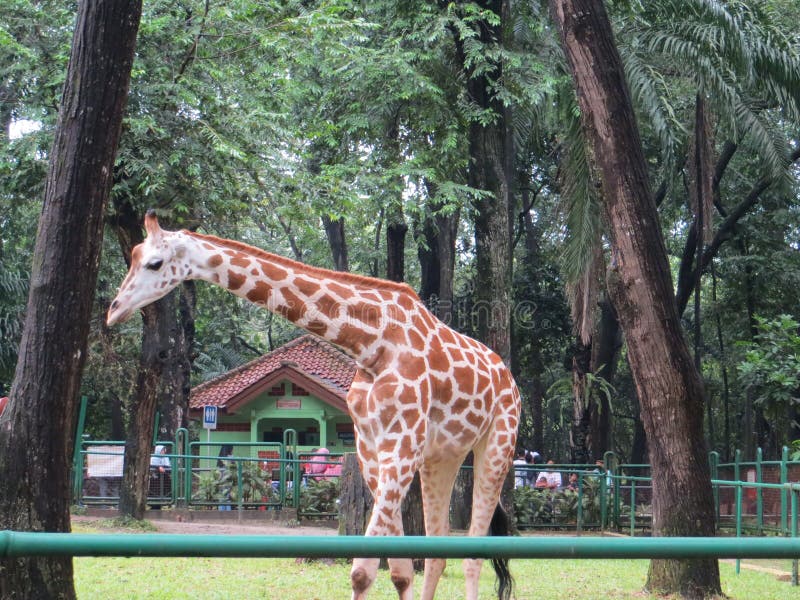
[107,211,521,600]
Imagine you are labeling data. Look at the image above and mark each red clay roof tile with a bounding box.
[189,335,356,409]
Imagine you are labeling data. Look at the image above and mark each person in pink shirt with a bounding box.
[305,447,330,481]
[323,455,342,478]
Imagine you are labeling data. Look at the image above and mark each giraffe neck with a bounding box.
[182,230,415,362]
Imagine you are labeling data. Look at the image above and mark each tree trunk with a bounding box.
[416,183,460,327]
[0,2,141,597]
[111,202,187,518]
[338,453,373,536]
[384,116,408,284]
[570,338,593,464]
[321,214,349,272]
[455,0,514,365]
[549,2,721,596]
[386,206,407,283]
[519,201,546,453]
[117,302,165,518]
[590,296,622,459]
[156,281,194,442]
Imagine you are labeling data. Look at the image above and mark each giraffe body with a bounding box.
[108,213,521,600]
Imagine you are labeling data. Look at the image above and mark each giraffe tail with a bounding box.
[489,503,515,600]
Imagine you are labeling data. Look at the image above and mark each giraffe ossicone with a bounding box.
[107,212,521,600]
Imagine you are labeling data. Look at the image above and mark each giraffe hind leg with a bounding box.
[418,456,464,600]
[463,431,515,600]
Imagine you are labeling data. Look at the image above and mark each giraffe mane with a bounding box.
[187,230,422,301]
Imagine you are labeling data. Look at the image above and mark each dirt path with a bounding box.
[71,514,337,537]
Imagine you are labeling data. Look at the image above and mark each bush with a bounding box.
[299,479,340,518]
[193,461,274,506]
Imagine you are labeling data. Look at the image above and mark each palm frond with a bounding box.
[558,105,604,343]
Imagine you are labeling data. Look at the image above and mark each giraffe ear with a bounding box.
[144,209,163,241]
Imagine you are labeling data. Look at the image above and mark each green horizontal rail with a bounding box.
[2,532,799,560]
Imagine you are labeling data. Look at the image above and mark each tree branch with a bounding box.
[675,146,800,316]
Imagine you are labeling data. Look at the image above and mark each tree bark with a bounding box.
[321,214,349,272]
[0,2,141,597]
[338,453,372,536]
[589,296,621,458]
[415,185,459,326]
[549,1,721,596]
[386,206,408,283]
[384,116,408,284]
[570,338,593,464]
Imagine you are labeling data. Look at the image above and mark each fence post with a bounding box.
[576,473,583,535]
[791,486,798,587]
[756,447,763,534]
[781,446,789,535]
[735,483,742,575]
[709,451,719,530]
[236,460,244,520]
[603,451,617,530]
[175,428,189,507]
[71,395,89,503]
[630,478,636,537]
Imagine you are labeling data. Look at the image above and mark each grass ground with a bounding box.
[71,523,795,599]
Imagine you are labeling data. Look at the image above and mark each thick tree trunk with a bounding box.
[0,2,141,597]
[549,2,721,596]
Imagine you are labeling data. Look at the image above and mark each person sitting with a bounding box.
[542,460,562,489]
[566,472,580,491]
[149,445,171,509]
[534,475,549,489]
[323,455,342,479]
[305,448,330,482]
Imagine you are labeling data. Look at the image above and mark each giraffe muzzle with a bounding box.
[106,301,133,327]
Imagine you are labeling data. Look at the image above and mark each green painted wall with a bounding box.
[197,379,354,457]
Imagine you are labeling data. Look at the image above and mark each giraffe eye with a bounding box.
[145,258,164,271]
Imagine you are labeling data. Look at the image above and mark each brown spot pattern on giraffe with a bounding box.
[227,270,246,290]
[247,281,272,304]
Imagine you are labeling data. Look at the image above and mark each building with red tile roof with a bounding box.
[188,335,356,454]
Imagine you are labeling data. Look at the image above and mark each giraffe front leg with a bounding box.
[350,459,416,600]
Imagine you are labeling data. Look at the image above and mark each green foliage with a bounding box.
[299,479,340,517]
[193,461,274,506]
[737,314,800,417]
[0,261,27,389]
[513,475,604,528]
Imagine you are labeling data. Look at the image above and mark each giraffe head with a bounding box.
[106,210,188,326]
